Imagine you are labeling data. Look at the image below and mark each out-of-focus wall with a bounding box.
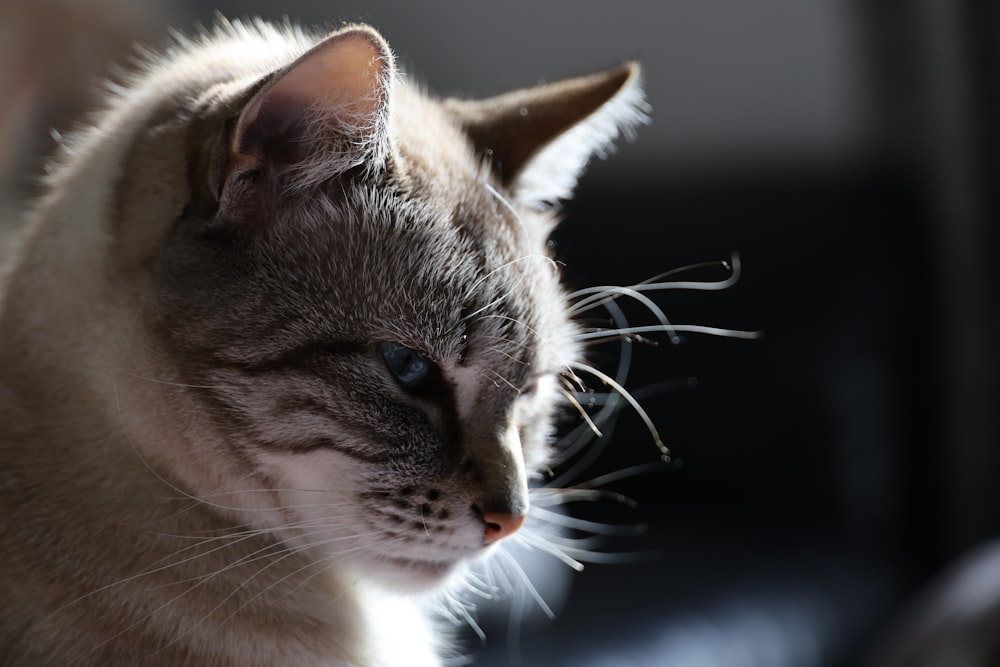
[196,0,869,173]
[0,0,175,211]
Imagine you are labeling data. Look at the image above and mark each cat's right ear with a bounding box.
[214,26,394,228]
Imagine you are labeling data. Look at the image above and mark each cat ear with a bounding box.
[218,26,394,221]
[444,63,648,209]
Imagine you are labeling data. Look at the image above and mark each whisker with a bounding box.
[493,548,555,619]
[481,367,520,393]
[559,388,602,438]
[578,323,761,342]
[461,253,555,323]
[542,544,658,566]
[548,299,633,474]
[636,257,738,284]
[528,506,645,536]
[566,378,697,408]
[570,462,671,490]
[482,182,525,233]
[559,372,587,395]
[477,342,532,366]
[570,361,670,462]
[187,487,353,500]
[572,285,681,343]
[515,532,584,573]
[567,252,744,315]
[448,593,487,642]
[209,539,369,627]
[116,369,221,390]
[109,370,218,509]
[531,487,639,509]
[140,530,378,659]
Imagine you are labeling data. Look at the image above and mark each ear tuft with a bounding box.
[445,63,648,209]
[219,25,395,224]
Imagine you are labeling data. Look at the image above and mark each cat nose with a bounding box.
[480,511,526,544]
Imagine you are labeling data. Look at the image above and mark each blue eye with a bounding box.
[379,342,432,391]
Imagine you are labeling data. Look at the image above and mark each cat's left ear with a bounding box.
[444,63,648,209]
[217,26,394,223]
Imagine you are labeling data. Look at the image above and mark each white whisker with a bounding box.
[461,253,555,322]
[578,323,761,342]
[559,388,602,438]
[570,362,670,461]
[493,548,555,619]
[532,487,639,509]
[529,506,645,536]
[516,531,585,573]
[117,369,221,390]
[573,285,681,343]
[568,252,744,315]
[481,367,520,393]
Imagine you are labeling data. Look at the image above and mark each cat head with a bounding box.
[103,23,647,591]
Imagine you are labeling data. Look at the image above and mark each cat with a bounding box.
[0,18,649,667]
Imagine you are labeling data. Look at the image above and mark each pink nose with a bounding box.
[481,511,526,544]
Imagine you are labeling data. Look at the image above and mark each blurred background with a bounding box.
[3,1,998,665]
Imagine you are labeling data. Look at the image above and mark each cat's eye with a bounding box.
[380,342,433,391]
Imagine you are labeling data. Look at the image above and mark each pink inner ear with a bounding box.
[277,32,388,117]
[226,29,392,179]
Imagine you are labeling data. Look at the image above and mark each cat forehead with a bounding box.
[391,86,479,179]
[286,182,554,355]
[387,87,557,269]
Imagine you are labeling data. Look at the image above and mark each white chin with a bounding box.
[365,556,463,592]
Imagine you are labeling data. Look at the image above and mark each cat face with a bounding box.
[111,25,645,591]
[153,183,572,589]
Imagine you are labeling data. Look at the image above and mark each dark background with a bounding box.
[4,2,998,665]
